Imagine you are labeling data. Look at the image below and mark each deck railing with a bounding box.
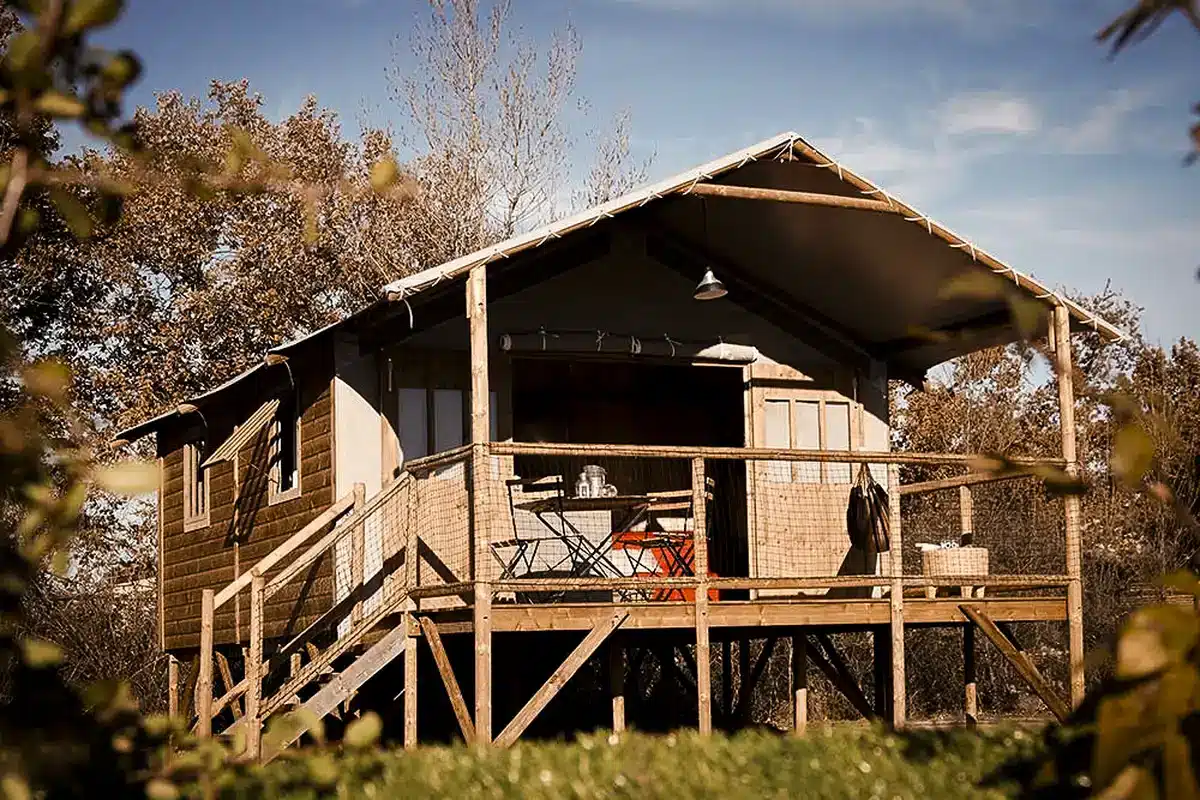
[444,441,1071,605]
[190,440,1072,753]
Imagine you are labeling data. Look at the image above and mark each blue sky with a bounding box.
[83,0,1199,345]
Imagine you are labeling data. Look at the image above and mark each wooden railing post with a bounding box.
[197,589,215,738]
[404,612,418,749]
[959,484,978,725]
[1053,304,1086,707]
[167,654,180,719]
[692,456,712,735]
[245,575,264,760]
[609,640,625,734]
[467,263,493,745]
[351,482,366,625]
[887,463,906,729]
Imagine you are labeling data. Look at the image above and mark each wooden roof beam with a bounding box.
[688,182,897,214]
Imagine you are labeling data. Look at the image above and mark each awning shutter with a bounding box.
[201,398,280,468]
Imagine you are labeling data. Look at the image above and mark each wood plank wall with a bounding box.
[159,366,335,651]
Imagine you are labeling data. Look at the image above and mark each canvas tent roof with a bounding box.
[114,131,1124,443]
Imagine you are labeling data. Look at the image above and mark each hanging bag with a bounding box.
[846,464,891,553]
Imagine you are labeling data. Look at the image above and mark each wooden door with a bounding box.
[745,364,865,596]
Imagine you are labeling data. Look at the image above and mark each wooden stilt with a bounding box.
[959,483,978,726]
[733,637,778,724]
[872,627,890,719]
[609,640,625,734]
[473,581,492,744]
[1053,304,1086,708]
[791,632,807,735]
[245,575,264,760]
[167,655,180,719]
[964,623,977,726]
[692,457,712,735]
[887,462,906,728]
[197,589,214,738]
[494,612,628,747]
[420,617,475,743]
[404,614,418,749]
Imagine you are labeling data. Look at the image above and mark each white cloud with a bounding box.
[605,0,1051,29]
[1052,88,1158,155]
[938,92,1041,137]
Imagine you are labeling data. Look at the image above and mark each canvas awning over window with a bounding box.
[201,398,280,468]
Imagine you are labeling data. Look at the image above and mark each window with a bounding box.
[269,394,302,503]
[763,396,854,484]
[183,439,209,531]
[397,387,498,467]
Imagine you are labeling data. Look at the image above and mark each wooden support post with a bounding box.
[404,614,418,749]
[474,581,492,744]
[420,617,475,743]
[167,655,180,719]
[467,263,494,745]
[245,575,264,760]
[691,457,712,735]
[197,589,215,738]
[1053,304,1086,708]
[964,624,977,726]
[872,628,890,719]
[959,482,978,725]
[733,637,779,723]
[609,640,625,734]
[791,632,807,735]
[351,482,366,626]
[887,462,906,728]
[961,604,1070,722]
[494,612,628,748]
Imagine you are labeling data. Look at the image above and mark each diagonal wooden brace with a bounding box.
[959,604,1070,722]
[495,611,629,747]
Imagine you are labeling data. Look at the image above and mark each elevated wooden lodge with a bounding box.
[115,132,1123,757]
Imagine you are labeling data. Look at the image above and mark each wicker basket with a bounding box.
[921,546,989,598]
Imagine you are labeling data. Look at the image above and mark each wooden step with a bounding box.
[261,623,410,762]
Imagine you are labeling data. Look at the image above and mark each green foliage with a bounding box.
[213,727,1040,800]
[999,585,1200,798]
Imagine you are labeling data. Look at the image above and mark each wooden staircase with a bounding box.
[193,473,416,761]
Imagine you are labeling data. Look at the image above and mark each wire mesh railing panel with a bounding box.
[410,452,474,608]
[451,444,1072,604]
[748,459,880,597]
[971,480,1065,577]
[483,453,698,601]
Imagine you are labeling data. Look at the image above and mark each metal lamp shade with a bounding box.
[693,268,727,301]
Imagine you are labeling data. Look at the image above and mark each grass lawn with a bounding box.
[219,725,1041,799]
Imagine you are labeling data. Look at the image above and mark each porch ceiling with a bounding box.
[382,132,1124,381]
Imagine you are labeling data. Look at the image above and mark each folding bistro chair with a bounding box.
[490,475,575,580]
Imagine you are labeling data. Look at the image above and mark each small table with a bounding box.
[513,490,698,581]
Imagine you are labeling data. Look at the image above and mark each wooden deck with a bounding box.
[410,595,1067,635]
